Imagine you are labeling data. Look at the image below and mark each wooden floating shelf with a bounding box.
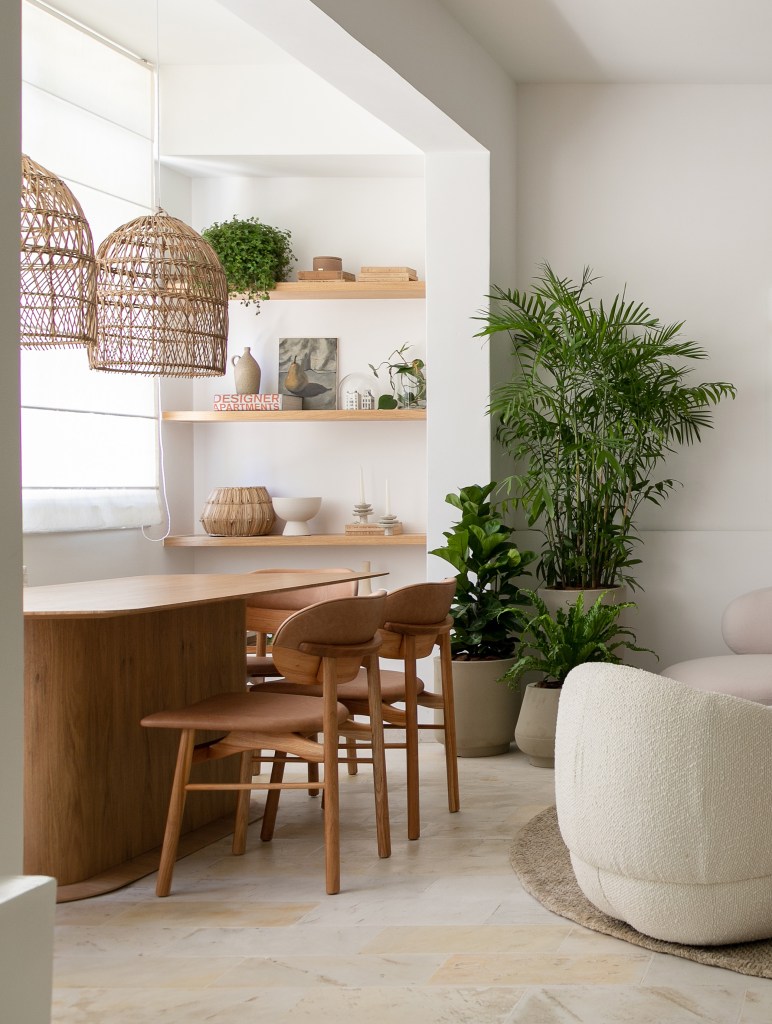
[265,280,425,300]
[164,533,427,548]
[162,409,426,422]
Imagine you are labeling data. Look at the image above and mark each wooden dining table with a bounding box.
[23,570,384,901]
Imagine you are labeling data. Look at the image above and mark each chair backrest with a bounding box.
[721,586,772,654]
[555,661,772,883]
[271,590,387,685]
[245,568,359,635]
[378,578,456,659]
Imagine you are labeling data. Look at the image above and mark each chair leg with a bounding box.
[345,734,359,775]
[232,750,253,855]
[156,729,196,897]
[439,631,460,813]
[364,653,391,859]
[305,733,320,797]
[322,658,341,894]
[402,636,422,840]
[260,755,286,842]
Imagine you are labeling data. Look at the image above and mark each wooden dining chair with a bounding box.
[244,567,359,679]
[254,578,459,841]
[141,590,389,897]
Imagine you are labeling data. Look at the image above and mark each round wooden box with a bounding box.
[312,256,342,271]
[200,486,275,537]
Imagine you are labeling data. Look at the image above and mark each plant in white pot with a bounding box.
[476,263,736,603]
[503,589,653,767]
[429,483,534,756]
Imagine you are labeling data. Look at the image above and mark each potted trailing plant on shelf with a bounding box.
[369,343,426,409]
[476,263,736,600]
[502,589,654,767]
[429,482,534,756]
[201,214,296,310]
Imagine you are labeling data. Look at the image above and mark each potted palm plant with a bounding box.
[503,589,653,766]
[476,263,736,600]
[429,483,534,756]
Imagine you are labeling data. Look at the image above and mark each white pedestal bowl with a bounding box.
[272,496,322,536]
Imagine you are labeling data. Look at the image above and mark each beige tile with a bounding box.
[111,899,317,927]
[211,952,445,988]
[51,987,302,1023]
[643,950,757,992]
[164,924,383,957]
[430,952,650,986]
[362,924,572,955]
[557,924,656,957]
[509,984,746,1023]
[54,954,242,989]
[289,985,523,1023]
[55,924,195,955]
[740,979,772,1023]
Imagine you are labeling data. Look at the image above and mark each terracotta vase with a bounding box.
[231,347,261,395]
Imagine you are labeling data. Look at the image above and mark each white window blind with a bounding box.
[21,1,162,533]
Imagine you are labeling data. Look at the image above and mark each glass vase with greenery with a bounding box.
[476,263,736,590]
[429,483,534,660]
[369,343,426,409]
[201,215,296,310]
[501,589,654,690]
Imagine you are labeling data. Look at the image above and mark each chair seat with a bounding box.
[141,690,349,733]
[663,654,772,706]
[250,667,425,702]
[246,653,281,677]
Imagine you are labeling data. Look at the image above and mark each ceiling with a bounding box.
[41,0,772,84]
[436,0,772,84]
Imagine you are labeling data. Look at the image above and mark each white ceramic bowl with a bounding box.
[271,496,322,535]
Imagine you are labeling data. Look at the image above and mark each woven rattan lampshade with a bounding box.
[91,208,228,377]
[20,154,96,349]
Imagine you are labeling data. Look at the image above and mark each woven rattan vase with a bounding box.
[92,208,228,377]
[20,153,96,349]
[200,487,275,537]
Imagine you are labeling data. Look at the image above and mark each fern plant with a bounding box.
[201,215,296,309]
[500,589,654,689]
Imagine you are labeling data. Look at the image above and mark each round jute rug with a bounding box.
[510,805,772,979]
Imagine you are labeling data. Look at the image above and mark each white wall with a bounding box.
[182,174,427,590]
[3,6,56,1020]
[516,84,772,668]
[219,0,520,561]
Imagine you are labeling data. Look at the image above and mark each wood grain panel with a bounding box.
[24,600,245,885]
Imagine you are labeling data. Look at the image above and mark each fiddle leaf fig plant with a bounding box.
[501,589,654,690]
[201,215,296,310]
[429,483,534,660]
[476,263,736,590]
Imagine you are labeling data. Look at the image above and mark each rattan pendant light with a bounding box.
[90,208,228,376]
[90,0,228,378]
[20,153,96,349]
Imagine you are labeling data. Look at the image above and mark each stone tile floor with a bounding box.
[52,745,772,1023]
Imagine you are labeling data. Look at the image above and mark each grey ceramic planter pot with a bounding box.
[434,656,521,757]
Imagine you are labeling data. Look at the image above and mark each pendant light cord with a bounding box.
[152,0,161,211]
[143,377,172,542]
